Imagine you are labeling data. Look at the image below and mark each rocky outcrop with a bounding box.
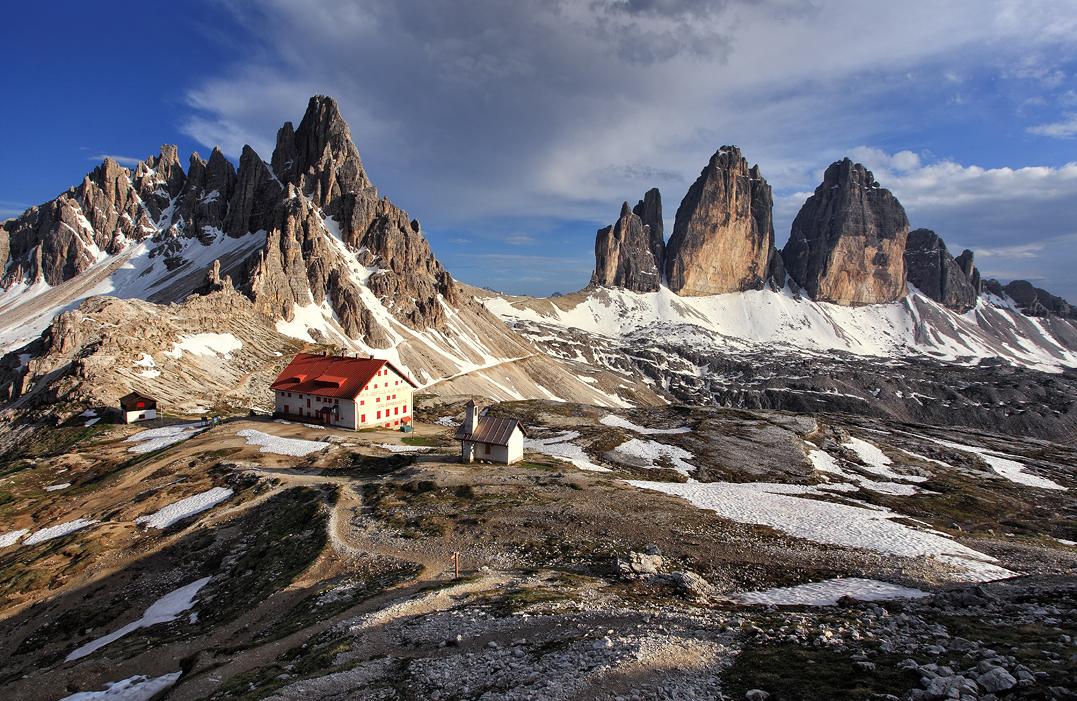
[665,146,779,296]
[592,199,664,293]
[0,94,462,350]
[634,188,665,277]
[783,158,909,306]
[904,229,980,313]
[993,279,1077,319]
[0,157,157,287]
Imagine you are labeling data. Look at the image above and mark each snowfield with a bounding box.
[236,429,329,456]
[134,487,234,529]
[164,333,242,360]
[44,482,72,492]
[524,431,611,472]
[736,577,929,606]
[627,479,1013,582]
[125,423,207,454]
[66,577,211,662]
[931,438,1067,491]
[0,529,29,547]
[60,672,182,701]
[23,518,99,547]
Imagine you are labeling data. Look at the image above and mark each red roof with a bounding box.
[270,353,418,400]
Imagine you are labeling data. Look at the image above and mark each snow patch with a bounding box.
[236,429,329,456]
[627,479,1013,582]
[134,487,234,529]
[44,482,72,492]
[736,577,928,606]
[609,438,696,475]
[66,578,211,661]
[931,438,1067,491]
[524,431,611,472]
[0,529,29,547]
[23,518,99,546]
[164,333,242,360]
[125,423,207,454]
[59,673,182,701]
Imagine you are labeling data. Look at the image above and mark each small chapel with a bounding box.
[453,399,527,464]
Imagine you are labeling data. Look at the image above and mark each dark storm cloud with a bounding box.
[181,1,1077,297]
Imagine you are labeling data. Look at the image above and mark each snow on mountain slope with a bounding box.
[486,284,1077,372]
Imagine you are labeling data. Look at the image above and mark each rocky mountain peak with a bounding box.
[633,188,664,274]
[904,228,980,313]
[271,95,372,215]
[991,279,1077,319]
[664,146,779,296]
[592,195,663,293]
[782,158,909,306]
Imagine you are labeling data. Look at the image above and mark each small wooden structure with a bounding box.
[454,399,527,464]
[119,391,157,424]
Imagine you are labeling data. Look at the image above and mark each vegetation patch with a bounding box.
[194,486,334,628]
[723,642,924,701]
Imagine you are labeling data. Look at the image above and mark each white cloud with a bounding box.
[1028,113,1077,138]
[175,0,1077,299]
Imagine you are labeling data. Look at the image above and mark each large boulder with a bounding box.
[904,228,980,312]
[665,146,779,296]
[782,158,909,306]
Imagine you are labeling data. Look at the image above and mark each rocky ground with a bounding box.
[0,397,1073,700]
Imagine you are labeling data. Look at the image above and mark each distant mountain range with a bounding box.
[0,95,1074,439]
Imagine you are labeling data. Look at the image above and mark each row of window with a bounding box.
[360,406,408,422]
[281,391,339,404]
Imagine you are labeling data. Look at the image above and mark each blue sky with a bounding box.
[2,0,1076,301]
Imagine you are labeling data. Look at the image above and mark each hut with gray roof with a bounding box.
[454,399,527,464]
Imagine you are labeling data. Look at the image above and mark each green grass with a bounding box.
[401,435,444,447]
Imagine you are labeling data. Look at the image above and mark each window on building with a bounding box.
[484,443,491,455]
[377,410,381,419]
[335,399,339,404]
[284,405,289,413]
[376,397,380,402]
[137,402,144,408]
[361,414,366,422]
[393,394,397,399]
[360,400,365,405]
[394,407,399,415]
[403,406,408,414]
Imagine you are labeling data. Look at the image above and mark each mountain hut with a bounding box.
[119,391,158,424]
[454,399,527,464]
[270,353,417,430]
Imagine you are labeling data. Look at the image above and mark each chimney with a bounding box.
[464,399,478,434]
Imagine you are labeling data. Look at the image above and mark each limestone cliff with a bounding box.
[782,158,909,306]
[904,229,980,313]
[664,147,779,296]
[592,197,664,293]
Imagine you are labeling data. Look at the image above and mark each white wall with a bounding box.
[124,409,157,424]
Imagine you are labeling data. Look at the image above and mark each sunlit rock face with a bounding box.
[783,158,909,306]
[665,146,780,297]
